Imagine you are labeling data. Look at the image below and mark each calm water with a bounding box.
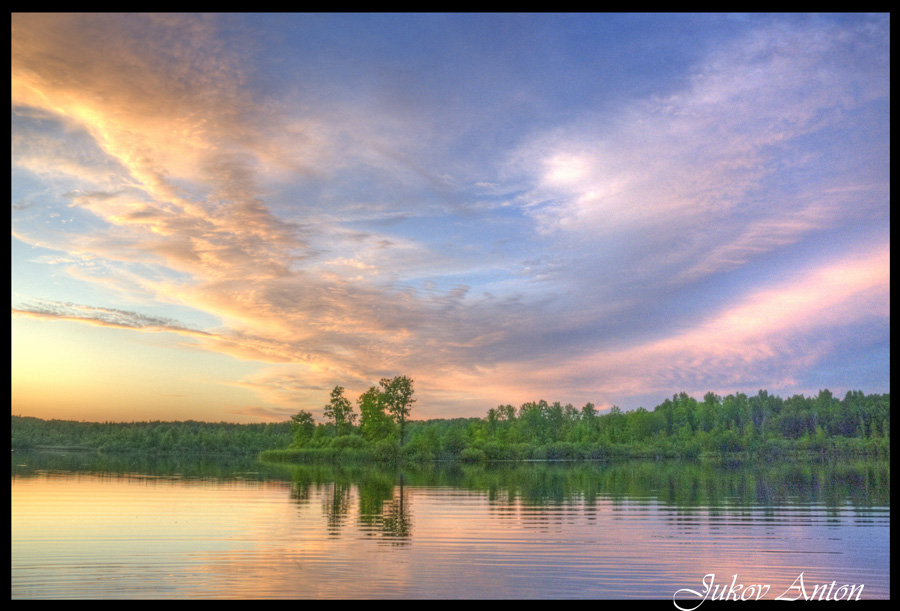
[11,452,890,599]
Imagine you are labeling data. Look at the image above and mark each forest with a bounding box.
[266,380,890,463]
[11,380,890,462]
[11,416,292,454]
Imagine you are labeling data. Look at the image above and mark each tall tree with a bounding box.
[324,385,357,436]
[289,410,316,447]
[358,386,397,442]
[379,376,416,445]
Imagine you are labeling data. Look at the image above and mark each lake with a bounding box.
[11,451,890,599]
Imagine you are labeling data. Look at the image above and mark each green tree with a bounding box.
[379,376,416,446]
[627,406,659,442]
[546,402,565,442]
[323,385,357,436]
[517,400,548,444]
[358,386,397,442]
[699,392,720,433]
[289,410,316,447]
[604,405,626,444]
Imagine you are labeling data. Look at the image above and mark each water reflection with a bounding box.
[262,458,888,508]
[11,448,286,481]
[273,457,891,556]
[13,450,890,516]
[12,451,890,598]
[287,468,412,544]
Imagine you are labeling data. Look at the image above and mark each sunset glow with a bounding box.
[12,14,890,423]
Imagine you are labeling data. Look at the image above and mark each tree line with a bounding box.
[11,382,889,461]
[11,416,292,454]
[278,383,889,463]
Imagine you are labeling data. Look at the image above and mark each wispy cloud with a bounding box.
[12,14,890,418]
[512,17,889,282]
[12,300,214,338]
[442,241,889,410]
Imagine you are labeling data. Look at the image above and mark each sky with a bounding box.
[11,13,890,424]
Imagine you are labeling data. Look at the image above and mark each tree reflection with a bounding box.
[289,481,311,505]
[359,473,411,545]
[379,476,412,542]
[282,465,414,544]
[277,458,889,540]
[322,481,353,537]
[23,450,883,546]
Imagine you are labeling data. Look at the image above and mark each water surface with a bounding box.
[11,452,890,599]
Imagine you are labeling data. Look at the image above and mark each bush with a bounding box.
[331,434,369,450]
[509,442,531,461]
[459,447,486,463]
[480,441,505,461]
[546,441,581,460]
[373,438,401,463]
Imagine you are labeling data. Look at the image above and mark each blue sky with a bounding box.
[11,13,890,422]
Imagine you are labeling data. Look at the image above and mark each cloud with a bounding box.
[224,405,300,422]
[12,15,890,418]
[511,242,891,403]
[12,300,215,338]
[512,18,889,281]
